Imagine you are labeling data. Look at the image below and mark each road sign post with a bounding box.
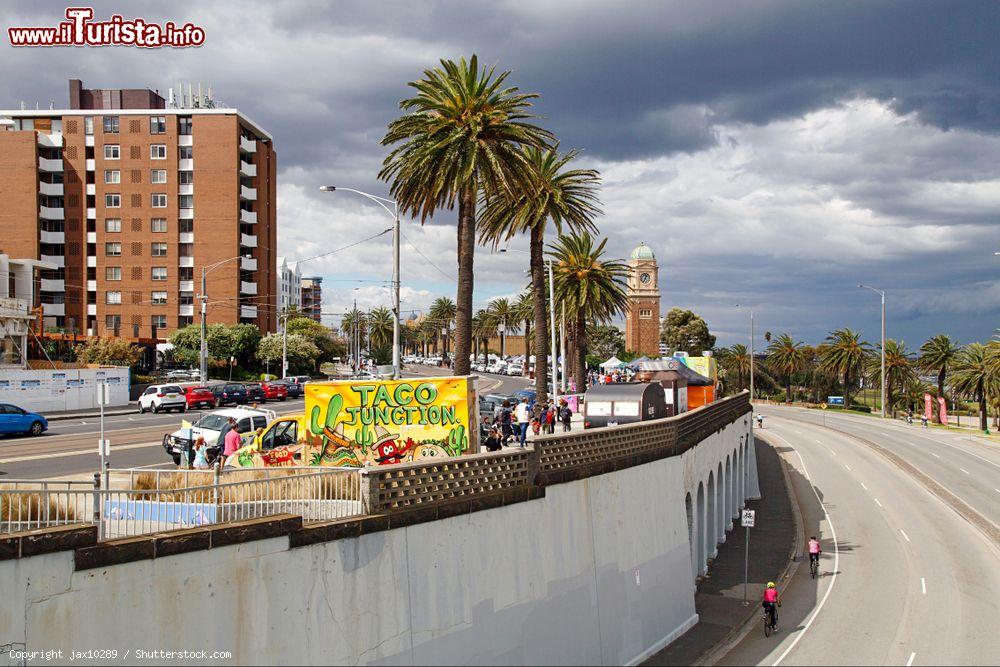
[741,509,755,604]
[96,381,110,490]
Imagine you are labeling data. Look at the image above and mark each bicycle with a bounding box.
[810,555,819,579]
[762,604,778,637]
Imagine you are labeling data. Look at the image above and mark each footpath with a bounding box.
[645,435,796,666]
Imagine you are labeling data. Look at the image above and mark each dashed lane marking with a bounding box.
[921,578,926,595]
[931,452,941,459]
[959,468,970,475]
[906,651,916,666]
[861,482,869,491]
[874,498,883,508]
[900,529,911,542]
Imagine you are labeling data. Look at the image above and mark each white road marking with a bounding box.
[900,529,911,542]
[79,421,87,425]
[844,464,852,471]
[765,431,840,667]
[0,440,162,464]
[829,449,837,456]
[931,452,940,458]
[906,651,916,666]
[860,482,869,491]
[874,498,883,508]
[995,489,1000,494]
[959,468,970,475]
[921,578,926,595]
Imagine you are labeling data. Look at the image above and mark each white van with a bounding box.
[161,405,276,465]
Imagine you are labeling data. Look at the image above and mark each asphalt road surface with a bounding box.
[718,405,1000,666]
[0,366,531,479]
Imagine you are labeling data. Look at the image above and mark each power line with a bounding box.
[400,230,456,283]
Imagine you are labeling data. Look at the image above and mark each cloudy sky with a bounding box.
[3,1,998,348]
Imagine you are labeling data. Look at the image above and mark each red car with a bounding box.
[259,381,288,402]
[183,386,217,410]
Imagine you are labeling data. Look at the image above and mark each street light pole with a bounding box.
[548,258,558,404]
[280,308,288,379]
[199,255,245,384]
[859,284,886,418]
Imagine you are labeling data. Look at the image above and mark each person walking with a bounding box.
[559,399,573,432]
[514,398,531,447]
[499,400,514,446]
[221,417,242,465]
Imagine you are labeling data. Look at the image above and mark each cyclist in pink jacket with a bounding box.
[808,536,822,566]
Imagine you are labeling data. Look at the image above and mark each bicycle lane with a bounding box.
[716,417,918,666]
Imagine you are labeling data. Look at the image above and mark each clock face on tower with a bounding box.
[639,272,652,285]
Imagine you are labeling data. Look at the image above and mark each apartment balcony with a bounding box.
[39,205,64,220]
[179,183,194,196]
[38,157,63,172]
[178,158,194,171]
[87,304,97,316]
[240,305,258,319]
[39,231,65,244]
[240,281,257,295]
[178,135,193,147]
[87,280,97,291]
[239,160,256,178]
[42,302,65,317]
[240,209,257,224]
[179,232,194,244]
[179,280,194,292]
[179,209,194,220]
[86,183,96,196]
[179,304,194,317]
[240,233,257,248]
[240,185,257,201]
[40,254,65,267]
[87,207,96,219]
[87,231,97,243]
[39,181,64,197]
[179,256,195,268]
[85,135,94,148]
[40,278,64,292]
[86,158,95,171]
[240,256,257,271]
[239,136,256,153]
[37,132,62,148]
[87,256,96,268]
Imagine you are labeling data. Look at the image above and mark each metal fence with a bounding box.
[0,467,363,540]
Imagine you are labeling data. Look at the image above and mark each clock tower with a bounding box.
[624,242,661,356]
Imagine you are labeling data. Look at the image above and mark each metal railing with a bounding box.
[0,468,363,540]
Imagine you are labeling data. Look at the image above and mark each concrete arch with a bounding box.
[696,482,706,575]
[732,448,739,517]
[706,471,716,560]
[685,492,696,582]
[716,462,725,543]
[725,455,733,526]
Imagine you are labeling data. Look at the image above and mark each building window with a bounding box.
[179,267,194,281]
[105,314,121,331]
[150,169,167,184]
[179,146,193,160]
[104,169,120,184]
[178,194,193,209]
[151,194,167,208]
[84,117,94,136]
[102,116,119,134]
[179,171,193,185]
[105,242,121,257]
[151,291,168,305]
[105,267,122,281]
[151,243,168,257]
[151,314,167,329]
[179,219,193,234]
[105,218,121,233]
[179,292,194,306]
[104,144,120,160]
[150,144,167,160]
[152,267,167,281]
[105,291,122,305]
[179,243,193,257]
[105,194,121,208]
[178,117,193,135]
[149,116,166,134]
[151,218,167,233]
[639,309,652,319]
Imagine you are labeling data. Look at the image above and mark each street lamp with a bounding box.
[498,248,559,404]
[858,284,886,418]
[734,304,754,401]
[199,254,247,383]
[320,186,401,380]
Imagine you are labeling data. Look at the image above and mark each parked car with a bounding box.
[0,403,48,436]
[506,363,524,376]
[210,383,249,406]
[182,386,217,410]
[165,368,198,380]
[137,385,187,413]
[259,381,288,401]
[244,383,266,403]
[161,406,276,466]
[272,378,302,398]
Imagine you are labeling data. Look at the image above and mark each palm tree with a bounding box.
[766,333,806,403]
[368,306,394,350]
[548,232,629,388]
[719,344,752,394]
[866,339,917,416]
[819,328,871,409]
[487,297,519,358]
[919,334,959,423]
[951,343,999,431]
[512,291,535,378]
[428,297,457,363]
[380,55,552,375]
[472,308,498,361]
[480,146,601,401]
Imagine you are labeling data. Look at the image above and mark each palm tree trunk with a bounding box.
[453,186,475,376]
[937,368,946,424]
[575,310,587,390]
[523,320,532,378]
[529,226,549,402]
[979,381,987,431]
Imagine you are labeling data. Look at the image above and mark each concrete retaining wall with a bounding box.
[0,416,754,666]
[0,367,130,413]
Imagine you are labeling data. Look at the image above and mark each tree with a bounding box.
[168,323,256,367]
[718,344,751,395]
[486,297,519,358]
[512,292,534,377]
[286,316,345,374]
[766,333,805,403]
[588,324,625,361]
[75,338,144,367]
[380,55,552,375]
[660,308,716,355]
[480,146,602,401]
[919,334,959,423]
[819,328,871,409]
[865,339,917,416]
[548,232,629,388]
[472,309,498,359]
[228,323,262,367]
[951,343,999,432]
[257,334,320,375]
[428,297,457,361]
[368,306,394,349]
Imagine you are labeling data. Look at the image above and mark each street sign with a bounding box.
[821,403,828,410]
[97,439,110,456]
[95,381,111,406]
[827,396,844,406]
[741,509,756,528]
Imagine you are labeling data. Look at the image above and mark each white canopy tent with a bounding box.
[600,356,625,370]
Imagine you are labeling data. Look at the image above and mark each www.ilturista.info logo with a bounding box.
[8,7,205,48]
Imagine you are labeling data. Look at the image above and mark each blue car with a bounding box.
[0,403,48,436]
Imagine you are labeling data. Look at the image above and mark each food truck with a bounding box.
[582,382,668,429]
[226,375,478,467]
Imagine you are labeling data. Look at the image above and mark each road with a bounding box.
[0,366,530,479]
[718,405,1000,666]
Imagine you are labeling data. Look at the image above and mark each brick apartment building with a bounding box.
[0,79,277,340]
[301,276,323,322]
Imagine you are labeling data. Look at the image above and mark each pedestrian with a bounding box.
[514,398,531,447]
[484,427,503,452]
[560,399,573,432]
[499,400,514,445]
[191,436,210,469]
[545,403,556,434]
[221,417,242,465]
